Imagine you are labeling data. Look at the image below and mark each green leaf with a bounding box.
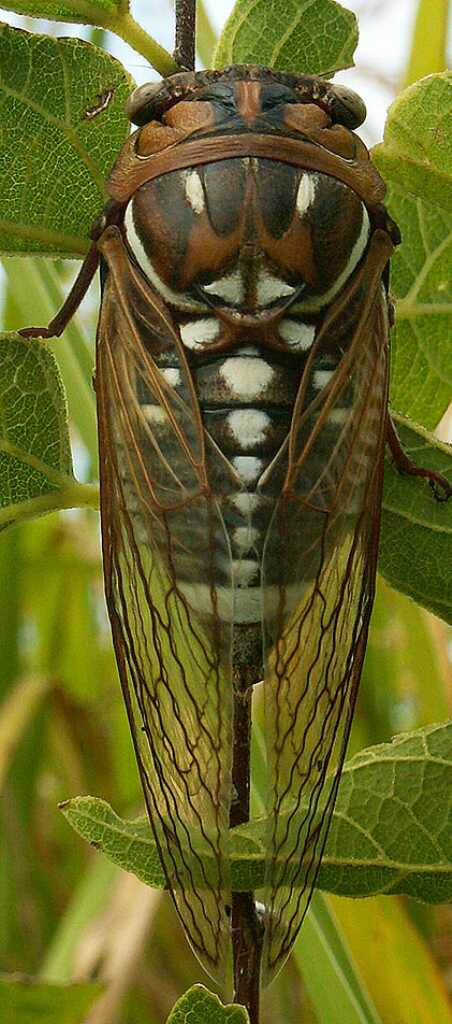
[373,74,452,430]
[3,258,99,470]
[167,985,249,1023]
[0,333,98,529]
[373,72,452,215]
[61,721,452,905]
[0,23,133,257]
[213,0,358,76]
[0,0,121,21]
[318,720,452,904]
[381,416,452,623]
[387,190,452,430]
[404,0,449,87]
[0,975,102,1024]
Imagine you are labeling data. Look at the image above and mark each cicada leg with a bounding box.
[18,201,124,340]
[19,241,100,340]
[387,416,452,501]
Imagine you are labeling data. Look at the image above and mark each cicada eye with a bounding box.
[127,81,164,124]
[328,84,367,129]
[127,71,199,126]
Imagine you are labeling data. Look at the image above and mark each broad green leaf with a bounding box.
[404,0,449,86]
[373,73,452,215]
[61,721,452,904]
[213,0,358,76]
[387,190,452,430]
[0,333,97,529]
[167,985,249,1024]
[374,74,452,430]
[330,895,452,1024]
[0,23,133,257]
[318,720,452,904]
[0,976,102,1024]
[0,0,121,21]
[381,416,452,623]
[3,258,99,470]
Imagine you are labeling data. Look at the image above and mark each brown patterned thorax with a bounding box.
[108,66,395,623]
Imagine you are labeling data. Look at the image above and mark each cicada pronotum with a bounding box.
[21,64,452,1006]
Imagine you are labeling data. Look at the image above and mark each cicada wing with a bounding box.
[96,229,236,982]
[261,266,390,983]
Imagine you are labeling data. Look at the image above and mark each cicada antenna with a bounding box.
[174,0,197,71]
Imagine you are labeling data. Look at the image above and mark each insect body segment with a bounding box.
[97,66,398,984]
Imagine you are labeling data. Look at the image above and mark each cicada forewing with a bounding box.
[260,231,392,982]
[96,226,240,983]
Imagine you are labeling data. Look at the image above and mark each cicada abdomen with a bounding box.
[95,66,401,987]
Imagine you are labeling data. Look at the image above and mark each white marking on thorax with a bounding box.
[124,203,204,312]
[180,318,220,350]
[233,456,264,486]
[279,319,316,350]
[294,204,371,313]
[184,170,205,214]
[296,173,317,217]
[313,368,335,390]
[220,357,274,400]
[160,367,182,387]
[227,409,270,449]
[256,270,296,307]
[203,269,245,304]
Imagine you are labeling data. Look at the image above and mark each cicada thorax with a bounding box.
[117,69,385,628]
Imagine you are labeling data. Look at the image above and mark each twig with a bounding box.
[174,0,196,70]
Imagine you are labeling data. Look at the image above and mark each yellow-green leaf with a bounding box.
[0,23,133,257]
[213,0,358,76]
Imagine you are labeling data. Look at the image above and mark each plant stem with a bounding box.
[0,481,99,529]
[230,629,263,1023]
[174,0,197,70]
[108,13,178,75]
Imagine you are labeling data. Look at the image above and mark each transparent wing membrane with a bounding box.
[261,288,389,981]
[97,231,235,981]
[96,224,392,987]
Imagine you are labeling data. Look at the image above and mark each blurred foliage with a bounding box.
[0,1,451,1023]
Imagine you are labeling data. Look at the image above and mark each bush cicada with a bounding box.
[21,64,451,1005]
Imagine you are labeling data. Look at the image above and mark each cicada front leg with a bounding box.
[18,201,124,340]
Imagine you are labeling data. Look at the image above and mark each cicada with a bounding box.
[21,65,451,998]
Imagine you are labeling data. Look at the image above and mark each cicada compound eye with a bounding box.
[328,84,367,129]
[127,72,201,126]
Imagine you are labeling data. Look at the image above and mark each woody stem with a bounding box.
[174,0,197,70]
